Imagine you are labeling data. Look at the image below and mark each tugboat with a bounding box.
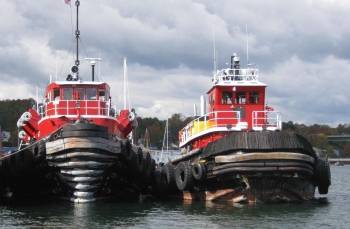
[157,54,331,203]
[0,0,155,203]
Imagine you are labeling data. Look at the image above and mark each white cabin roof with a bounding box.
[54,81,106,85]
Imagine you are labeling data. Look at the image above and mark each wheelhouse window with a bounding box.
[53,89,60,101]
[99,90,106,101]
[86,88,97,100]
[75,88,85,100]
[249,91,259,104]
[221,91,233,105]
[209,94,214,106]
[236,91,246,104]
[63,88,73,100]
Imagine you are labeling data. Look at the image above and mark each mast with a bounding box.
[75,0,80,70]
[246,24,249,66]
[67,0,80,81]
[123,57,127,109]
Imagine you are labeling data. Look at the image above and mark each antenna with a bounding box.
[36,86,39,113]
[84,58,102,81]
[123,57,128,110]
[66,0,81,81]
[75,0,80,69]
[98,52,102,81]
[55,57,58,81]
[246,24,249,66]
[212,29,217,76]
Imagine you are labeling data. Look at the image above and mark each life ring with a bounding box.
[175,161,193,191]
[192,163,206,181]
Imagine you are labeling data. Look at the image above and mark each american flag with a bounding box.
[64,0,71,5]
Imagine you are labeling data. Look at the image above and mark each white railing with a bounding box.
[179,110,283,146]
[179,111,243,145]
[252,111,282,131]
[43,100,111,117]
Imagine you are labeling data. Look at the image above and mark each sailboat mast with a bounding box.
[75,0,80,71]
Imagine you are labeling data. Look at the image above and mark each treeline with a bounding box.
[282,121,350,158]
[1,99,350,157]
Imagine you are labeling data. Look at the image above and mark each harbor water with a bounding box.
[0,166,348,228]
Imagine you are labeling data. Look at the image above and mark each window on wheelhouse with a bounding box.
[53,88,60,101]
[249,91,259,104]
[236,92,246,104]
[221,91,233,105]
[75,88,85,100]
[99,90,106,101]
[86,88,97,100]
[63,88,73,100]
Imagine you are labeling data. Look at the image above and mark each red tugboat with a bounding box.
[1,0,155,203]
[158,54,331,203]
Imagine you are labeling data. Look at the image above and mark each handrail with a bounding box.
[179,110,242,145]
[43,100,111,117]
[252,111,282,130]
[179,110,283,146]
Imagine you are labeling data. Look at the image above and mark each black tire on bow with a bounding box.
[121,140,132,160]
[142,152,152,180]
[314,158,331,194]
[154,167,167,195]
[175,161,193,191]
[192,162,206,181]
[31,143,40,158]
[134,148,144,173]
[161,163,176,190]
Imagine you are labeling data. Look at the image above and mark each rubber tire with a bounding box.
[135,148,144,174]
[192,163,206,181]
[315,158,331,194]
[154,168,167,195]
[161,163,176,190]
[121,140,132,160]
[175,162,193,191]
[32,144,40,158]
[142,152,152,181]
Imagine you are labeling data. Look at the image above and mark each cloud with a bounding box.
[0,0,349,125]
[266,55,350,124]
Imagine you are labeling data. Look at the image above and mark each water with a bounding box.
[0,166,349,228]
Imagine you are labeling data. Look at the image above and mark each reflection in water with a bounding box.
[0,167,348,228]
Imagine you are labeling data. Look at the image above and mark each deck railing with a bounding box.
[252,111,282,131]
[179,111,242,145]
[43,100,110,117]
[179,110,283,146]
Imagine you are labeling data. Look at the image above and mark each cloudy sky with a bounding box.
[0,0,349,125]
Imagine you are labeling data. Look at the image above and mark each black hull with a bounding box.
[156,131,330,203]
[0,123,156,203]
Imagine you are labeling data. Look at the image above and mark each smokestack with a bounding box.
[193,104,197,117]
